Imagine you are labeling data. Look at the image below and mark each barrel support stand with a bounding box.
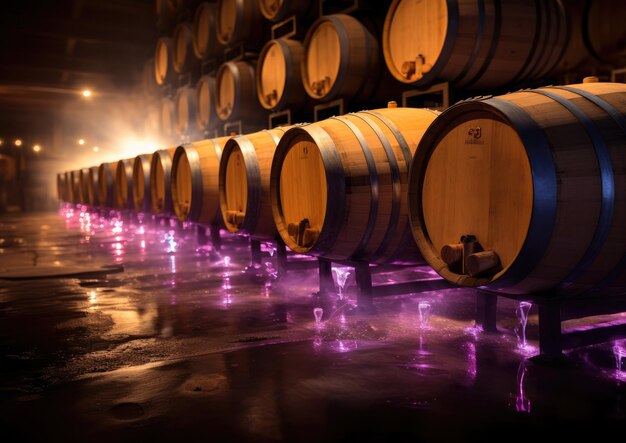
[273,239,317,277]
[476,289,626,360]
[250,239,263,265]
[317,258,451,311]
[210,225,221,250]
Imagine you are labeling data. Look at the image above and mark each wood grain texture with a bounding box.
[302,14,379,102]
[173,22,198,74]
[176,86,198,136]
[257,39,307,111]
[272,107,438,263]
[150,147,177,215]
[155,37,174,86]
[383,0,567,89]
[193,2,223,60]
[220,127,290,239]
[216,61,266,125]
[196,75,217,130]
[410,82,626,295]
[98,162,117,209]
[216,0,267,46]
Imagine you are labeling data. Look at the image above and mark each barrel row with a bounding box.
[59,81,626,297]
[149,1,626,117]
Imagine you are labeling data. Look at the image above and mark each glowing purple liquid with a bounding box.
[418,301,432,328]
[332,266,351,298]
[314,307,324,325]
[515,301,532,349]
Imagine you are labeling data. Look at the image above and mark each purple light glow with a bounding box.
[515,359,531,413]
[418,301,432,329]
[313,307,324,326]
[466,341,477,383]
[515,301,532,350]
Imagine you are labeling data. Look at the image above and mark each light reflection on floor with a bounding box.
[0,206,624,440]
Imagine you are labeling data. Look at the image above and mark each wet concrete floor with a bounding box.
[1,208,625,442]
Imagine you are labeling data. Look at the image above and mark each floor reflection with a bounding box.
[0,208,625,440]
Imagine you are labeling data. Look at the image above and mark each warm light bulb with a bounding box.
[33,144,41,153]
[77,139,85,145]
[93,146,99,152]
[82,89,92,97]
[14,139,22,147]
[0,139,3,146]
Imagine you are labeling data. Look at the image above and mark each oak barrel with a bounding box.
[133,154,152,213]
[78,168,91,205]
[56,173,66,201]
[173,22,199,74]
[584,0,626,67]
[219,126,291,240]
[155,37,175,86]
[258,0,315,22]
[270,107,440,263]
[216,0,267,47]
[114,159,134,210]
[86,166,99,206]
[192,2,222,60]
[216,61,265,125]
[256,38,307,111]
[408,82,626,295]
[64,172,74,204]
[176,86,199,137]
[171,136,231,224]
[150,147,177,215]
[196,75,217,131]
[382,0,567,89]
[302,14,379,102]
[70,170,82,204]
[98,162,116,209]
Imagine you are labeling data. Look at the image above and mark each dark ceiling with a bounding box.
[0,0,156,152]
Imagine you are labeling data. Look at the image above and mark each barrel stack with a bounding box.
[56,0,626,324]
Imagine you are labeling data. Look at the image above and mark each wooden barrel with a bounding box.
[56,173,65,201]
[86,166,99,206]
[196,75,217,131]
[175,86,198,137]
[583,0,626,67]
[171,136,231,224]
[150,147,177,215]
[155,37,175,86]
[192,2,222,60]
[408,82,626,295]
[161,97,177,141]
[216,0,267,47]
[64,171,74,204]
[69,170,83,204]
[256,38,307,111]
[142,58,160,98]
[114,159,134,210]
[216,61,265,124]
[302,14,379,102]
[219,126,291,239]
[78,168,91,205]
[382,0,567,89]
[270,107,440,264]
[258,0,315,22]
[133,154,152,213]
[98,162,116,209]
[173,22,199,74]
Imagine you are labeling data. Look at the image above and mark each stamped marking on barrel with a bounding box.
[465,126,484,145]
